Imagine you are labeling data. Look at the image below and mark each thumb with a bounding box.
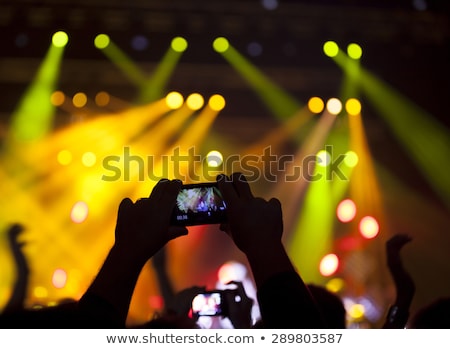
[168,226,189,240]
[115,198,134,233]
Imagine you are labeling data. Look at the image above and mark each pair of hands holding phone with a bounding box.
[114,173,284,265]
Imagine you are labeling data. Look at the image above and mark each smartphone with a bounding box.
[191,291,226,317]
[170,182,227,226]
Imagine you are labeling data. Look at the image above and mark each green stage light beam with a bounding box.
[213,37,301,119]
[287,160,334,284]
[138,37,188,104]
[95,34,146,87]
[8,32,68,143]
[328,48,450,208]
[360,69,450,208]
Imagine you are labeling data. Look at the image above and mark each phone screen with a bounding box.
[191,291,224,316]
[171,183,227,226]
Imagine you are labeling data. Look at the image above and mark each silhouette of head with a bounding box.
[308,284,346,329]
[408,296,450,329]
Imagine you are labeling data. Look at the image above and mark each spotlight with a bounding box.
[345,98,362,116]
[71,201,89,223]
[359,216,379,239]
[348,303,366,321]
[52,31,69,47]
[208,94,226,111]
[81,152,96,167]
[57,150,72,166]
[165,91,184,109]
[326,98,342,115]
[171,36,188,52]
[308,96,324,114]
[326,278,345,293]
[186,93,204,110]
[52,268,68,289]
[316,150,331,167]
[95,91,110,107]
[323,41,339,57]
[319,253,339,277]
[337,199,357,223]
[213,37,230,53]
[347,43,362,60]
[206,150,223,167]
[72,92,87,108]
[50,91,65,106]
[344,151,359,168]
[94,34,110,49]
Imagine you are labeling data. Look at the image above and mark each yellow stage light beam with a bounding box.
[0,95,199,307]
[7,98,172,189]
[138,37,188,103]
[348,112,385,228]
[1,99,173,234]
[176,97,221,150]
[119,104,198,199]
[213,37,301,120]
[95,34,146,87]
[155,94,224,184]
[331,150,357,205]
[322,108,357,206]
[1,114,178,301]
[7,31,68,144]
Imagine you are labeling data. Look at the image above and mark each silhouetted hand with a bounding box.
[386,233,415,304]
[223,281,254,329]
[170,285,207,320]
[114,179,188,261]
[7,223,29,275]
[83,179,188,326]
[217,173,283,257]
[383,233,415,329]
[3,223,29,314]
[217,172,325,328]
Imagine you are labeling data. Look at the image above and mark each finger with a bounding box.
[226,280,247,298]
[230,172,253,200]
[148,178,170,203]
[217,173,239,206]
[219,222,231,234]
[167,225,188,240]
[117,198,134,219]
[269,197,282,211]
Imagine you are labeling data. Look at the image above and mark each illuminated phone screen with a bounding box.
[171,183,227,226]
[191,292,224,316]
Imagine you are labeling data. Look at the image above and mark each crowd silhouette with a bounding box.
[0,173,448,329]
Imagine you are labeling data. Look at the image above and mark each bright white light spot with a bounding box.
[319,254,339,276]
[71,201,89,223]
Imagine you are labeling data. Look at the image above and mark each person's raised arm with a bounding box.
[79,179,188,327]
[217,173,324,329]
[3,223,30,314]
[382,233,415,329]
[151,246,176,312]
